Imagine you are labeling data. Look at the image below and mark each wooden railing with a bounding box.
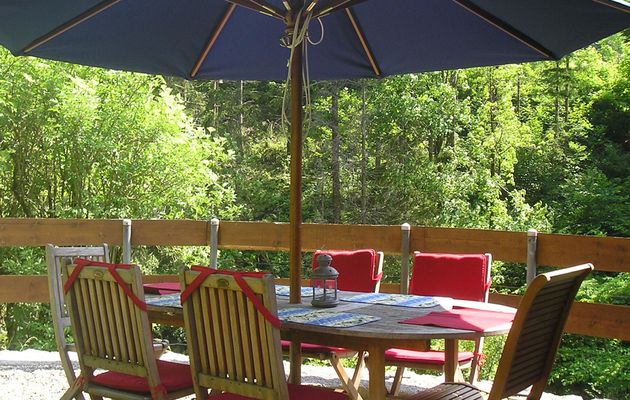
[0,218,628,340]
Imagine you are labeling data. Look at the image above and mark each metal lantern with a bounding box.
[311,253,340,308]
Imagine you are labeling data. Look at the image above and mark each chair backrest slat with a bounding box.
[489,263,593,400]
[108,281,128,361]
[225,289,243,380]
[182,268,288,399]
[236,293,255,381]
[246,293,265,385]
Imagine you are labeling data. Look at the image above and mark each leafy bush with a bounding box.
[550,336,630,400]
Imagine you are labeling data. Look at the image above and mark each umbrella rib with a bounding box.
[23,0,121,53]
[191,4,236,78]
[304,0,319,13]
[225,0,285,20]
[453,0,556,59]
[345,8,381,76]
[592,0,630,13]
[315,0,367,18]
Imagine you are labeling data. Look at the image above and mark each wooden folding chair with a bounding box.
[385,252,492,395]
[60,259,193,400]
[282,249,384,397]
[46,243,110,400]
[180,266,350,400]
[408,263,594,400]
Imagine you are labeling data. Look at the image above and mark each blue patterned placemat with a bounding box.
[278,307,379,328]
[275,285,313,297]
[341,293,441,308]
[145,293,181,308]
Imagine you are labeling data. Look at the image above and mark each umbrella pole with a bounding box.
[289,40,303,304]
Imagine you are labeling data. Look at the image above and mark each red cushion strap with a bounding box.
[150,383,168,398]
[181,266,281,329]
[63,259,147,311]
[373,272,383,282]
[71,374,85,391]
[474,352,487,366]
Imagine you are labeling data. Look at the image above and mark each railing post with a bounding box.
[122,219,132,264]
[527,228,538,284]
[400,223,411,294]
[209,218,220,269]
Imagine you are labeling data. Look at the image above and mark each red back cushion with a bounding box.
[409,252,490,301]
[311,249,379,292]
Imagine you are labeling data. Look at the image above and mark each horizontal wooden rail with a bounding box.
[0,218,629,342]
[0,218,123,246]
[2,218,629,272]
[1,275,627,341]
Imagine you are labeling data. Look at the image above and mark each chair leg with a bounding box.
[59,344,85,400]
[74,386,87,400]
[526,379,547,400]
[351,351,366,391]
[468,361,480,384]
[468,337,484,384]
[60,372,89,400]
[388,366,405,397]
[60,384,82,400]
[329,353,364,400]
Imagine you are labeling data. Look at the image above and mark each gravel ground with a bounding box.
[0,350,585,400]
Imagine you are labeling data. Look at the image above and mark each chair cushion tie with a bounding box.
[63,259,147,311]
[150,383,168,399]
[181,266,281,329]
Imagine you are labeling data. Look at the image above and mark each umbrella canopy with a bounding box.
[1,0,629,80]
[1,0,629,302]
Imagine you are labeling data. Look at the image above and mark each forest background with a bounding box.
[0,32,628,399]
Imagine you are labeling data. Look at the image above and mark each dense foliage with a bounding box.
[1,33,628,398]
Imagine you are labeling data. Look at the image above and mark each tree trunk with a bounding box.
[554,61,560,135]
[564,57,570,123]
[488,68,497,177]
[213,80,219,128]
[360,83,369,223]
[238,80,245,159]
[516,68,521,119]
[330,84,342,223]
[10,129,33,217]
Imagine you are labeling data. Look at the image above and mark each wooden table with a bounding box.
[147,291,514,400]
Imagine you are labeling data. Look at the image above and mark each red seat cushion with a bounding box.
[280,339,353,355]
[143,282,180,294]
[384,348,474,364]
[209,383,349,399]
[311,249,378,292]
[91,359,192,394]
[409,253,489,302]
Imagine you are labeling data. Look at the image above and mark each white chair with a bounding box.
[46,243,110,400]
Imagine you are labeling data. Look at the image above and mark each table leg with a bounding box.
[367,344,386,400]
[289,341,302,385]
[444,339,464,383]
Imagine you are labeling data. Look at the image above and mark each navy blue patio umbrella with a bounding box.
[1,0,629,302]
